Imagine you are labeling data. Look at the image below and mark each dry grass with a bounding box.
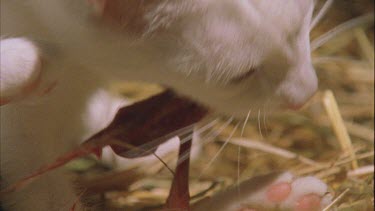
[70,1,374,210]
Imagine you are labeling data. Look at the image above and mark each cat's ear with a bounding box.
[87,0,160,35]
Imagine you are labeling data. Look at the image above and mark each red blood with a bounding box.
[1,89,208,211]
[84,89,208,158]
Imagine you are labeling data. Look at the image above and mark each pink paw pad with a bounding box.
[244,173,331,210]
[294,193,322,211]
[280,176,332,210]
[266,182,292,203]
[266,182,322,211]
[192,172,332,211]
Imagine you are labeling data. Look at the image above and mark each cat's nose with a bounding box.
[285,89,317,110]
[278,66,318,110]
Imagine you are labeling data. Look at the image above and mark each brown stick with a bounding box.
[165,134,192,211]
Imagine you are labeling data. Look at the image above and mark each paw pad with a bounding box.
[240,172,332,211]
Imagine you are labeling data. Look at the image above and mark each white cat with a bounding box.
[1,0,319,210]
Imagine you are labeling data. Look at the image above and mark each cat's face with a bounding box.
[153,0,317,116]
[91,0,317,117]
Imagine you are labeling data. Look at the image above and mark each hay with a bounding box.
[70,1,374,210]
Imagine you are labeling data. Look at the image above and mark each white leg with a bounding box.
[0,38,42,105]
[1,58,106,210]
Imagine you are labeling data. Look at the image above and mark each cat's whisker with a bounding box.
[153,152,176,175]
[107,117,221,178]
[237,109,251,198]
[310,0,334,30]
[262,105,269,136]
[312,55,360,64]
[175,117,234,167]
[110,117,220,161]
[197,118,221,133]
[179,118,220,146]
[108,137,186,175]
[157,123,196,142]
[198,121,239,178]
[241,110,252,137]
[311,12,374,51]
[257,109,263,139]
[106,120,219,177]
[108,124,195,158]
[169,118,222,167]
[198,116,234,147]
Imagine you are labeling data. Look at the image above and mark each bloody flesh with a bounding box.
[85,89,208,158]
[1,89,208,211]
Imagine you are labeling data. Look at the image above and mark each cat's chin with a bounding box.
[177,91,275,120]
[210,104,279,120]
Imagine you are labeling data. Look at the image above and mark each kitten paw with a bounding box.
[192,172,332,211]
[0,38,56,105]
[240,172,332,211]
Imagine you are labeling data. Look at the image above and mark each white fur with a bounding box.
[1,0,317,114]
[0,38,40,99]
[192,172,295,211]
[243,172,295,209]
[281,176,330,209]
[1,0,318,210]
[81,89,127,140]
[192,172,331,211]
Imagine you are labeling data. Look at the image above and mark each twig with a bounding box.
[311,12,374,50]
[322,90,358,169]
[344,121,374,143]
[310,0,334,30]
[347,165,374,177]
[297,151,374,176]
[322,188,350,211]
[354,28,374,68]
[221,138,320,166]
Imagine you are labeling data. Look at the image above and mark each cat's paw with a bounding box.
[0,37,56,105]
[0,37,41,104]
[192,172,332,211]
[237,172,332,211]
